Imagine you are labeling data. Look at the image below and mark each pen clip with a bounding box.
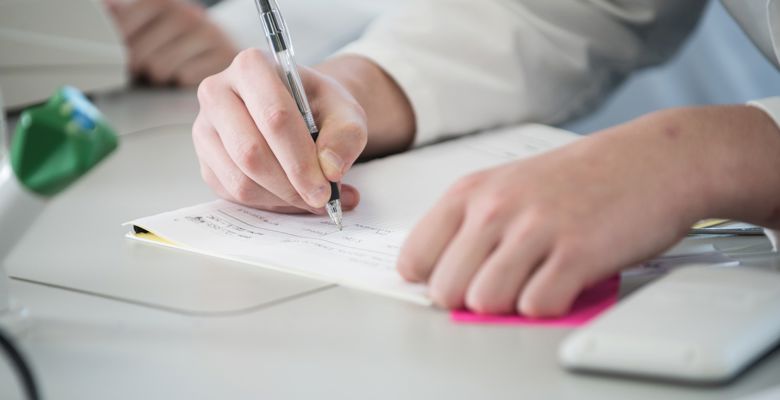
[260,9,293,54]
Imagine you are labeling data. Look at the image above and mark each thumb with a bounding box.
[316,117,368,182]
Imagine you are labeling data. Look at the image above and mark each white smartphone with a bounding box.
[559,265,780,383]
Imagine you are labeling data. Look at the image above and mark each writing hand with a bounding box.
[192,49,367,213]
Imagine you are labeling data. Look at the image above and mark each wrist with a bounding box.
[643,106,780,228]
[315,56,372,110]
[642,108,721,225]
[590,108,728,232]
[315,55,415,157]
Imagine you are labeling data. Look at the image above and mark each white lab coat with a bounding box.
[212,0,780,246]
[210,0,780,142]
[338,0,780,245]
[339,1,716,145]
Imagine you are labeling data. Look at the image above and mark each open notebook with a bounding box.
[126,124,580,305]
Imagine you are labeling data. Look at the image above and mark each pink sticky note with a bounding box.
[451,276,620,327]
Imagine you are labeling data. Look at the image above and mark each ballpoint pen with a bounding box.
[254,0,343,230]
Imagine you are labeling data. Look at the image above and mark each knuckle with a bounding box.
[543,248,586,286]
[232,48,265,75]
[286,162,321,193]
[227,176,257,204]
[523,204,551,225]
[471,194,509,227]
[196,75,217,104]
[447,173,483,197]
[338,120,368,148]
[546,251,574,277]
[504,210,546,246]
[555,237,589,266]
[235,141,264,172]
[262,106,292,133]
[504,224,534,249]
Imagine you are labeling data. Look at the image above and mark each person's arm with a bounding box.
[192,0,707,214]
[336,0,708,146]
[397,104,780,316]
[190,0,721,318]
[746,98,780,249]
[315,57,415,158]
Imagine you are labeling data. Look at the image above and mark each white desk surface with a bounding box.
[3,88,780,400]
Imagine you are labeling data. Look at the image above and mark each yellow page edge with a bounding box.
[121,222,433,307]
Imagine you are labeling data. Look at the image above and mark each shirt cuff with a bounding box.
[765,229,780,252]
[748,97,780,130]
[336,42,443,147]
[748,97,780,251]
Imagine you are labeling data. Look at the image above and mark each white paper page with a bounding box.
[126,124,580,305]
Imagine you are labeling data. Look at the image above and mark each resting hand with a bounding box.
[397,110,729,317]
[192,49,367,213]
[105,0,237,86]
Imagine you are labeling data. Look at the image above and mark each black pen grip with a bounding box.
[329,181,340,202]
[311,129,340,202]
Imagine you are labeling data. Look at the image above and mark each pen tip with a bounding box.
[326,199,343,231]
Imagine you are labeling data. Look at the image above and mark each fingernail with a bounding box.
[307,185,329,207]
[319,149,345,178]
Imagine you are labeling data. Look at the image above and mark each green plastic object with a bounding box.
[10,86,118,196]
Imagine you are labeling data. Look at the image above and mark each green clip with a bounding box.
[10,86,118,196]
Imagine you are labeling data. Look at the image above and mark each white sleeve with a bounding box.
[749,97,780,125]
[747,96,780,252]
[767,229,779,252]
[338,0,706,145]
[722,0,780,70]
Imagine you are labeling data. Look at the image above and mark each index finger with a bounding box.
[397,193,466,283]
[229,49,331,208]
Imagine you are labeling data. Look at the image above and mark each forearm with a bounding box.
[606,106,780,229]
[315,55,415,158]
[330,1,704,146]
[698,105,780,228]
